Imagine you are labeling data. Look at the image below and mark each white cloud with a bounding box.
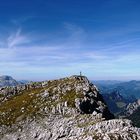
[7,28,30,48]
[0,24,140,80]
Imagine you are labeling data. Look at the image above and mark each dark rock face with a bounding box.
[68,76,114,119]
[75,84,114,120]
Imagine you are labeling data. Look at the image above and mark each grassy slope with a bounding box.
[0,77,85,126]
[0,87,45,125]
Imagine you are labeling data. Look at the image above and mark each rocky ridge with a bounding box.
[125,99,140,116]
[1,117,140,140]
[120,99,140,128]
[0,75,140,140]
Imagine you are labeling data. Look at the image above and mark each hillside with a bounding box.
[102,91,127,114]
[0,75,140,140]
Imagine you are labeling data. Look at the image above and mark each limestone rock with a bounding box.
[0,75,140,140]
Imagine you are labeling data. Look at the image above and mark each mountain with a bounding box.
[94,80,122,86]
[127,107,140,128]
[119,99,140,127]
[102,91,136,115]
[18,80,30,85]
[102,91,125,114]
[0,75,30,88]
[0,75,140,140]
[124,99,140,116]
[114,81,140,99]
[94,80,140,99]
[0,75,19,87]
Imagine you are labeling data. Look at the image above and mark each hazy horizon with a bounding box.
[0,0,140,80]
[1,74,140,82]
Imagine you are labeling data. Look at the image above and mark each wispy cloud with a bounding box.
[0,23,140,80]
[7,28,30,48]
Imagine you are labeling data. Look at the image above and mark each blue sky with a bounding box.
[0,0,140,80]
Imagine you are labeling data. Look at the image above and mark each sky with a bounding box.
[0,0,140,80]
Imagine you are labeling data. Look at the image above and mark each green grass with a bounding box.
[116,102,126,108]
[60,90,84,107]
[0,76,87,126]
[0,87,44,125]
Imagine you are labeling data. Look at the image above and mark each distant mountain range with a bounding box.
[0,75,19,87]
[102,91,136,115]
[93,80,140,98]
[92,80,140,117]
[0,75,29,87]
[93,80,140,127]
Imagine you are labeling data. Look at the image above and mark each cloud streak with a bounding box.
[0,22,140,80]
[7,28,30,48]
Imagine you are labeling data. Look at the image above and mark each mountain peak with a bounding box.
[0,75,13,80]
[0,75,19,87]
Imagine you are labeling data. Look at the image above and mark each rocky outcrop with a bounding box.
[1,116,140,140]
[125,99,140,116]
[120,99,140,128]
[0,82,42,104]
[0,75,140,140]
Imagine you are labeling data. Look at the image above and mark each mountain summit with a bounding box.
[0,75,140,140]
[0,75,19,87]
